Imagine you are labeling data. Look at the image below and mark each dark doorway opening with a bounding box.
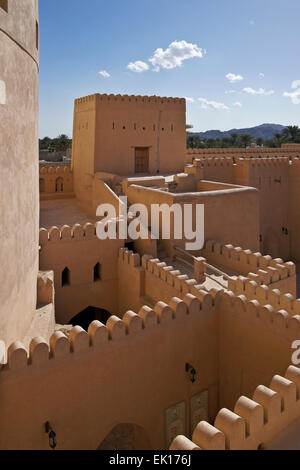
[125,242,135,251]
[69,306,111,331]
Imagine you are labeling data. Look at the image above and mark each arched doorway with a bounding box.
[56,177,64,192]
[97,423,151,450]
[69,306,111,331]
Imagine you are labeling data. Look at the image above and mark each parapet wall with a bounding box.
[39,224,124,324]
[171,365,300,450]
[75,93,185,108]
[39,166,73,196]
[118,248,211,314]
[187,147,300,158]
[0,290,219,450]
[1,245,300,449]
[201,240,296,296]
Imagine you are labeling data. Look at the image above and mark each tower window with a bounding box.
[36,21,39,50]
[62,267,70,287]
[0,0,8,13]
[94,263,101,282]
[112,122,115,130]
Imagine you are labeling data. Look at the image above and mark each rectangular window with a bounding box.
[0,0,8,12]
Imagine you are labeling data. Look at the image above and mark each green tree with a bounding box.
[282,126,300,143]
[238,134,252,148]
[231,133,239,146]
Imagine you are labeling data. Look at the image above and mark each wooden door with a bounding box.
[135,147,149,173]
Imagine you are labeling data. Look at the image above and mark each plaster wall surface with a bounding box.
[0,0,39,345]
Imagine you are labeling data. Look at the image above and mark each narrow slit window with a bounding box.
[36,21,39,50]
[62,268,70,287]
[94,263,101,282]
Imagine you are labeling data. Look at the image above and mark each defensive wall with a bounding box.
[171,366,300,450]
[0,248,300,449]
[39,166,73,199]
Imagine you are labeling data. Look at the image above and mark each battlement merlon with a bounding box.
[74,93,186,109]
[170,365,300,451]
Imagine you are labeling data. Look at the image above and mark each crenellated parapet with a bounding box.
[119,248,216,305]
[39,220,125,246]
[40,224,98,245]
[219,291,300,341]
[228,277,300,316]
[2,289,216,372]
[202,240,296,290]
[40,166,72,175]
[236,156,290,167]
[170,365,300,450]
[39,166,73,195]
[75,93,185,107]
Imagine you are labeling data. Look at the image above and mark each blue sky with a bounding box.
[39,0,300,138]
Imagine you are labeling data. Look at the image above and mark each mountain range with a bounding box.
[192,123,285,141]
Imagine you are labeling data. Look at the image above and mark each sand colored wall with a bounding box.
[0,275,299,449]
[201,240,296,297]
[92,178,123,217]
[185,158,234,184]
[125,182,260,256]
[171,366,300,450]
[218,293,300,411]
[0,292,219,450]
[72,95,97,208]
[0,0,39,346]
[39,166,73,197]
[39,224,124,324]
[72,94,186,180]
[289,159,300,261]
[118,250,209,314]
[234,158,290,260]
[187,146,300,159]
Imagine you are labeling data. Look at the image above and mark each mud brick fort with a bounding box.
[2,0,300,450]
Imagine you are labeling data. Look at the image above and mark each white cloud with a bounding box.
[283,80,300,104]
[233,101,242,107]
[127,61,149,73]
[226,73,244,83]
[198,97,229,110]
[225,90,237,94]
[99,70,111,78]
[292,80,300,89]
[185,97,195,103]
[0,80,6,104]
[243,87,274,95]
[259,72,265,79]
[149,40,206,72]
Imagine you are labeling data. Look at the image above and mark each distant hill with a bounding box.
[193,124,285,141]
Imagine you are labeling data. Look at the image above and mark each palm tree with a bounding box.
[282,126,300,143]
[231,133,238,146]
[274,133,282,146]
[238,134,252,149]
[256,137,264,147]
